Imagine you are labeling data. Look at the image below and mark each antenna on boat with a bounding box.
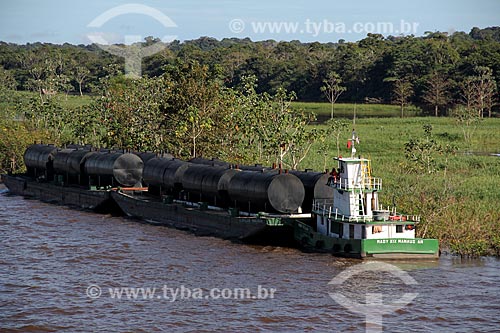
[349,129,359,158]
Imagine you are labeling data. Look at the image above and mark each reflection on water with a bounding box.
[1,190,499,332]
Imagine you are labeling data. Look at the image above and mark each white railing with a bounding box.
[330,177,382,191]
[313,199,421,223]
[312,199,372,223]
[385,213,421,223]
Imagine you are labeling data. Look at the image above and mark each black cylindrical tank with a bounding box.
[23,144,58,170]
[237,164,273,172]
[181,165,239,205]
[289,170,333,212]
[227,171,305,214]
[65,149,96,175]
[161,159,189,189]
[23,144,58,180]
[135,152,173,165]
[84,152,143,187]
[143,157,169,187]
[54,148,96,185]
[53,148,75,174]
[188,157,230,167]
[143,158,189,190]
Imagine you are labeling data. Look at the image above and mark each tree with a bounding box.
[320,71,346,119]
[474,67,497,118]
[325,118,349,158]
[459,76,476,110]
[404,124,443,174]
[225,76,321,168]
[460,67,498,118]
[269,89,316,169]
[96,75,172,151]
[75,66,90,96]
[422,72,450,116]
[165,60,224,158]
[451,106,481,148]
[0,67,17,109]
[0,66,17,91]
[390,78,413,118]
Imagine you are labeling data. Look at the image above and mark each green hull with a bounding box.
[294,221,439,259]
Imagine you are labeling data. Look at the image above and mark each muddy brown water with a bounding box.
[1,187,499,332]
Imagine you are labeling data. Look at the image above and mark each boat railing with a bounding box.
[313,199,373,222]
[386,213,421,223]
[313,200,421,223]
[331,177,382,191]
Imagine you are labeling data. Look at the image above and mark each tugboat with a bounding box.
[293,135,439,259]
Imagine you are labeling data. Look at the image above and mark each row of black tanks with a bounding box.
[143,156,333,214]
[19,144,333,214]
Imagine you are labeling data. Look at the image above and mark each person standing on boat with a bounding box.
[331,168,338,183]
[327,168,338,186]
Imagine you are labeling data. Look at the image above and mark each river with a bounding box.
[1,187,499,332]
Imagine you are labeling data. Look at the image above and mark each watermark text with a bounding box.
[86,284,276,302]
[229,18,419,38]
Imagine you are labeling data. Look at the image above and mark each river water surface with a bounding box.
[1,187,499,332]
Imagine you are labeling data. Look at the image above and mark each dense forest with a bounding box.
[1,27,500,114]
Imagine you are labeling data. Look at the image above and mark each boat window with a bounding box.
[331,221,340,234]
[349,224,354,238]
[396,225,403,233]
[372,225,383,234]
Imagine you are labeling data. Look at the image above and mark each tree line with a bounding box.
[1,26,500,115]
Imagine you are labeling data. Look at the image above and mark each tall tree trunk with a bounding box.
[192,126,196,158]
[435,105,438,117]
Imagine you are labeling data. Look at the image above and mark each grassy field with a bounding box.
[0,91,94,116]
[293,101,420,120]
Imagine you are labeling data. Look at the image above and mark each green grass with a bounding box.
[0,90,95,117]
[293,101,420,119]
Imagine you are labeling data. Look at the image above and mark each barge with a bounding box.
[111,190,300,244]
[2,144,306,244]
[2,174,113,212]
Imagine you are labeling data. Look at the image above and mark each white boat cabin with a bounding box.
[314,157,418,240]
